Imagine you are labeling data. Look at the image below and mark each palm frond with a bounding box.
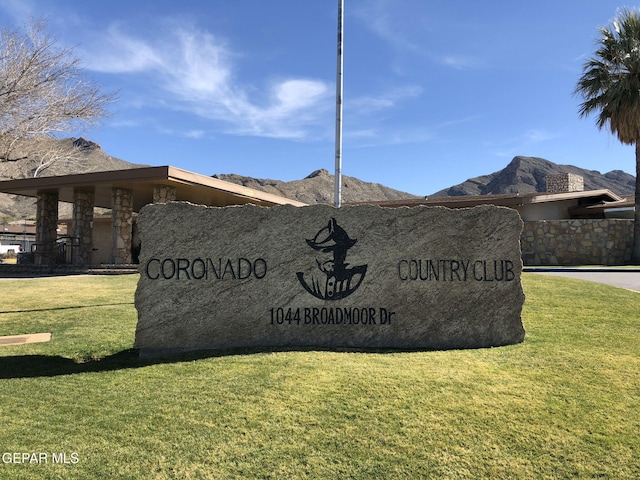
[576,8,640,144]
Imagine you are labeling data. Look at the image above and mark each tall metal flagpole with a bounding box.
[334,0,344,208]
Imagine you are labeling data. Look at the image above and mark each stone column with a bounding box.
[35,190,59,266]
[153,184,176,204]
[72,187,95,266]
[111,187,133,264]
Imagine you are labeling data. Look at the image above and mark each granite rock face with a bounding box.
[134,203,525,355]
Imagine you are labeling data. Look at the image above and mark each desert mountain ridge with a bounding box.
[0,137,635,220]
[0,137,144,180]
[430,156,635,198]
[0,137,146,220]
[212,155,635,203]
[212,168,419,205]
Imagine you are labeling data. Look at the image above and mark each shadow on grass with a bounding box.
[0,346,435,379]
[0,348,251,379]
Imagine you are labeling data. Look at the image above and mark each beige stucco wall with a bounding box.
[516,200,576,221]
[92,218,113,265]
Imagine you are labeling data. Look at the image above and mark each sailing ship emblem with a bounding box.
[296,218,367,300]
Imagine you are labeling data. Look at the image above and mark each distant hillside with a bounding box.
[0,137,142,180]
[0,139,417,219]
[217,156,635,205]
[430,156,635,198]
[0,137,145,220]
[1,140,635,221]
[213,169,419,205]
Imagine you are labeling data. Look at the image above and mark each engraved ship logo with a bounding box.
[296,218,367,300]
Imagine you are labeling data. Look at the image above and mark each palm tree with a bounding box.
[575,8,640,264]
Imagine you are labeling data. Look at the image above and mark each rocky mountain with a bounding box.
[213,169,419,205]
[0,138,636,221]
[430,156,635,198]
[0,138,417,219]
[0,137,142,180]
[0,137,145,220]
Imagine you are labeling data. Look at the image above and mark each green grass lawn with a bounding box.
[0,273,638,479]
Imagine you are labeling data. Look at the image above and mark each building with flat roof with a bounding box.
[351,187,632,220]
[0,166,305,266]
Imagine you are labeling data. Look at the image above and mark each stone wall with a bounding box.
[35,191,59,266]
[521,219,633,265]
[546,173,584,193]
[111,188,133,264]
[152,184,176,203]
[72,188,95,266]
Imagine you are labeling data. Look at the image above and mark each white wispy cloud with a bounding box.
[0,0,36,22]
[436,115,483,129]
[108,119,142,128]
[86,24,165,74]
[524,129,555,143]
[346,123,435,148]
[485,128,558,157]
[81,21,332,140]
[438,55,482,70]
[353,0,485,71]
[156,126,207,139]
[348,86,423,114]
[340,84,429,147]
[353,0,422,53]
[2,2,431,145]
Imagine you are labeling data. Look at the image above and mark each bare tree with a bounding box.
[27,136,85,177]
[0,17,115,176]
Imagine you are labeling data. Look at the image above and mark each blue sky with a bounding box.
[0,0,636,196]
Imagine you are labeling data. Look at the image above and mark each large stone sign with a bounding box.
[134,203,525,356]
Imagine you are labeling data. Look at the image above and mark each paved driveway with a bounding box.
[526,268,640,292]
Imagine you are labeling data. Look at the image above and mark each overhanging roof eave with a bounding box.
[527,189,622,204]
[0,166,306,210]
